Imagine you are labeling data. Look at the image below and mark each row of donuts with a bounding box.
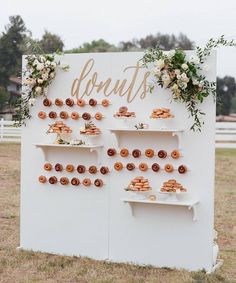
[43,163,110,174]
[38,176,104,187]
[43,98,110,108]
[38,111,104,120]
[107,148,181,159]
[113,162,187,173]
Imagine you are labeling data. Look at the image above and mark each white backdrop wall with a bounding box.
[21,51,216,271]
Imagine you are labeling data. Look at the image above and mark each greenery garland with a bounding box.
[142,35,236,131]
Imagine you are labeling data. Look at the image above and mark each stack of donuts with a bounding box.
[161,179,187,193]
[126,176,151,191]
[150,108,174,119]
[80,122,101,135]
[47,121,72,134]
[113,106,135,118]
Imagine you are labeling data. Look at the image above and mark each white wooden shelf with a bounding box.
[34,143,104,164]
[107,128,184,148]
[122,198,199,221]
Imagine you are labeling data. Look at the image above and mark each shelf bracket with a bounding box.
[172,132,183,150]
[124,201,135,216]
[110,131,121,147]
[35,145,49,161]
[90,147,103,164]
[188,203,198,221]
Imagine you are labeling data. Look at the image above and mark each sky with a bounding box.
[1,0,236,77]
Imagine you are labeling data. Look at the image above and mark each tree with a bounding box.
[66,39,119,53]
[0,15,28,87]
[0,87,10,110]
[38,30,64,53]
[216,76,236,115]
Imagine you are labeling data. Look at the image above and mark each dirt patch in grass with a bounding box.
[0,144,235,283]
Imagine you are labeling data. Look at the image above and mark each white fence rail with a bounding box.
[0,119,236,148]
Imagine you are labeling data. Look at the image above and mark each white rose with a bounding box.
[36,63,44,71]
[51,61,57,68]
[198,81,204,88]
[181,63,188,70]
[192,78,199,85]
[172,84,179,91]
[35,86,42,94]
[37,79,44,84]
[42,73,48,80]
[50,72,55,79]
[33,59,39,66]
[174,69,181,76]
[166,50,175,59]
[40,56,46,63]
[181,73,189,83]
[45,60,51,67]
[178,81,188,90]
[25,78,36,86]
[28,98,36,106]
[155,59,165,69]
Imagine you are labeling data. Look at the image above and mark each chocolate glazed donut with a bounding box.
[43,98,52,107]
[151,163,160,172]
[71,177,80,186]
[65,98,74,107]
[132,149,141,158]
[158,150,167,159]
[126,163,135,171]
[107,148,116,156]
[82,112,91,120]
[100,166,109,175]
[77,165,86,174]
[178,165,187,174]
[89,98,97,107]
[89,165,97,174]
[49,176,58,184]
[55,163,63,172]
[94,179,103,187]
[48,111,57,119]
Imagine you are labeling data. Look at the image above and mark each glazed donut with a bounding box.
[82,112,91,120]
[55,163,63,172]
[178,165,187,174]
[77,99,86,107]
[102,99,110,107]
[165,164,174,173]
[60,111,68,119]
[38,175,47,183]
[66,164,74,172]
[43,98,52,107]
[120,148,129,157]
[89,165,97,174]
[77,165,86,174]
[171,150,180,159]
[49,176,57,184]
[132,149,141,158]
[158,150,167,159]
[114,162,123,171]
[44,163,52,171]
[71,111,79,120]
[145,149,154,158]
[38,111,46,119]
[71,177,80,186]
[60,177,69,185]
[126,163,135,171]
[139,163,148,172]
[107,148,116,156]
[82,178,91,187]
[89,98,97,107]
[151,163,160,172]
[55,98,63,107]
[119,106,128,113]
[94,178,103,187]
[100,166,109,175]
[65,98,74,107]
[48,111,57,119]
[94,112,103,120]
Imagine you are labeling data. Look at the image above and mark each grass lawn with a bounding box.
[0,143,235,283]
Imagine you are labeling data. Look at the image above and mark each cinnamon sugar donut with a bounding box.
[100,166,109,175]
[48,111,57,119]
[55,98,63,107]
[44,163,52,171]
[165,164,174,173]
[77,165,86,174]
[77,99,86,107]
[60,177,69,185]
[102,99,109,107]
[49,176,57,184]
[89,165,97,174]
[82,178,91,187]
[132,149,141,158]
[107,148,116,156]
[82,112,91,120]
[55,163,63,172]
[151,163,160,172]
[66,164,74,172]
[43,98,52,107]
[89,98,97,107]
[171,150,180,159]
[178,165,187,174]
[94,179,103,187]
[120,148,129,157]
[114,162,123,171]
[126,163,135,171]
[65,98,74,107]
[39,175,47,183]
[71,111,79,120]
[71,177,80,186]
[139,163,148,172]
[38,111,46,119]
[158,150,167,159]
[60,111,68,119]
[145,149,154,158]
[94,112,103,120]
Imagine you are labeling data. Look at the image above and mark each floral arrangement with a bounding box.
[15,52,69,126]
[142,36,236,131]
